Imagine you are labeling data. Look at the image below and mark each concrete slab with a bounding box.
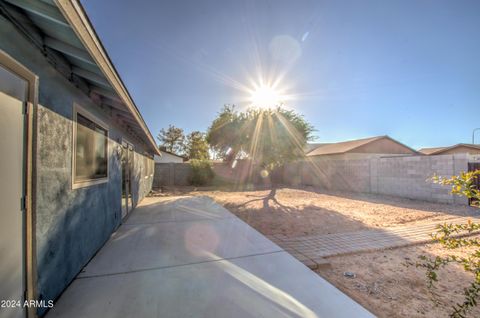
[48,252,372,318]
[47,196,374,317]
[125,196,235,224]
[78,217,282,277]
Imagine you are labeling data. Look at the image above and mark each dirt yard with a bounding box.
[156,186,478,238]
[153,186,480,317]
[318,239,480,318]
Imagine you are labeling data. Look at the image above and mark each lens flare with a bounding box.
[250,85,282,108]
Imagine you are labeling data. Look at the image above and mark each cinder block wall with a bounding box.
[153,163,192,187]
[153,154,476,205]
[153,160,268,187]
[288,154,474,205]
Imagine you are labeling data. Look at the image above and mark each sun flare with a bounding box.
[250,85,283,108]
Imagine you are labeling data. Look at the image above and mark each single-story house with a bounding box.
[154,149,186,163]
[0,1,160,316]
[306,135,418,159]
[418,144,480,155]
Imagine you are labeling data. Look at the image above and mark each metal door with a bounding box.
[0,65,27,318]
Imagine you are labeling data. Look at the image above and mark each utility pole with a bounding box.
[473,128,480,144]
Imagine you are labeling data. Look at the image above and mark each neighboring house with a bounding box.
[154,150,185,163]
[0,1,160,317]
[418,144,480,155]
[304,142,330,153]
[306,135,418,159]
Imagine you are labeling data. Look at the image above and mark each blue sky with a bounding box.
[82,0,480,149]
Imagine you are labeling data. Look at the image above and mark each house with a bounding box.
[154,150,185,163]
[418,144,480,155]
[306,135,418,159]
[0,1,160,316]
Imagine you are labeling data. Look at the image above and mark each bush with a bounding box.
[410,170,480,318]
[188,159,214,186]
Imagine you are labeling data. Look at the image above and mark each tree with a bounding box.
[185,131,209,160]
[207,105,314,185]
[412,170,480,318]
[206,105,244,162]
[157,124,185,155]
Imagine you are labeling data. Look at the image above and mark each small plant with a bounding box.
[188,159,214,186]
[413,170,480,318]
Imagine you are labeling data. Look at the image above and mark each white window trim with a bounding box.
[72,103,109,189]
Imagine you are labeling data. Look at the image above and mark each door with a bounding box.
[121,142,134,219]
[127,145,134,211]
[121,143,129,219]
[0,65,27,318]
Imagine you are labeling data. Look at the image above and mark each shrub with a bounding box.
[188,159,214,186]
[410,170,480,318]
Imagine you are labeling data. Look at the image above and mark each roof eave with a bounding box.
[54,0,160,156]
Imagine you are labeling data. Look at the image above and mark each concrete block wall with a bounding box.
[296,158,371,193]
[153,160,267,187]
[153,163,192,187]
[153,154,476,205]
[291,154,475,205]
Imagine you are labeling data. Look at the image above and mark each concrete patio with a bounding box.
[46,196,373,318]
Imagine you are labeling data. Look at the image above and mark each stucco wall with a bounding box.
[1,15,154,311]
[353,138,415,154]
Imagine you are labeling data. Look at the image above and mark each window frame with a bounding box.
[72,104,109,189]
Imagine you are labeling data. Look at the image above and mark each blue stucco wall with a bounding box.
[0,15,154,314]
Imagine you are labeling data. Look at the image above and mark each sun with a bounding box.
[250,85,282,108]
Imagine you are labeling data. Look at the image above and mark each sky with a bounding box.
[81,0,480,149]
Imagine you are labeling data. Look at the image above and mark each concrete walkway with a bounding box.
[46,196,373,318]
[271,216,480,268]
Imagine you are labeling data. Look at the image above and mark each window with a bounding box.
[73,108,108,188]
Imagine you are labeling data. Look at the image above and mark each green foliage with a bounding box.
[157,124,185,155]
[433,170,480,207]
[188,159,214,186]
[412,170,480,317]
[206,105,245,161]
[185,131,210,160]
[206,104,314,171]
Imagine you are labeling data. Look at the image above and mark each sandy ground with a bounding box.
[318,239,480,318]
[155,186,479,238]
[152,186,480,317]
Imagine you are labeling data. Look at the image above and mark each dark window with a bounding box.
[75,113,108,183]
